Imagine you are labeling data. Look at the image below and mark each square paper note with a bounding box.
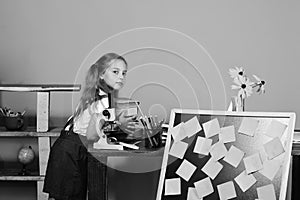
[194,177,214,198]
[209,141,227,161]
[257,184,276,200]
[193,136,213,156]
[170,122,187,142]
[176,159,197,182]
[264,119,287,138]
[243,153,263,174]
[201,158,223,180]
[164,178,181,196]
[238,118,259,137]
[259,159,281,181]
[187,187,202,200]
[183,116,202,138]
[169,140,188,159]
[202,118,220,138]
[234,170,257,192]
[217,181,237,200]
[223,145,245,168]
[263,137,285,159]
[219,125,236,143]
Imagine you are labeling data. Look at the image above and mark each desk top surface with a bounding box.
[88,147,165,157]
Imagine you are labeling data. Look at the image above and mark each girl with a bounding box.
[43,53,136,200]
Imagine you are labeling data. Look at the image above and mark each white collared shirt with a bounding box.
[73,90,109,136]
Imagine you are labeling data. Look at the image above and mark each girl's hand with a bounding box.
[116,110,139,134]
[126,119,165,140]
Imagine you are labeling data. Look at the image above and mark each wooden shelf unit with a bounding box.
[0,176,45,181]
[0,84,80,200]
[0,168,44,181]
[0,127,61,137]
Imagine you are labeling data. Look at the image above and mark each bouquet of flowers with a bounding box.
[0,107,26,117]
[229,67,266,111]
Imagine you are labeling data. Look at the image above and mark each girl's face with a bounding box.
[101,59,127,90]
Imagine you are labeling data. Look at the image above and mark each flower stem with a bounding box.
[251,82,260,88]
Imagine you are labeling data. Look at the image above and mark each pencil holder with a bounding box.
[4,115,24,131]
[144,128,163,149]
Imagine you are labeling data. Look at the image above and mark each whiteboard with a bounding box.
[156,109,296,200]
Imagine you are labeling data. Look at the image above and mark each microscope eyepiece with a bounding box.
[102,109,111,120]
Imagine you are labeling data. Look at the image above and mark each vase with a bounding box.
[239,95,245,111]
[229,96,245,112]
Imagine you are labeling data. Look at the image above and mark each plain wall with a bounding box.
[1,1,300,199]
[1,0,300,127]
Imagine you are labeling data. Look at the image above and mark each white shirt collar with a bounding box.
[99,89,108,96]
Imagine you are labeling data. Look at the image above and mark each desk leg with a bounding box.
[292,155,300,199]
[88,154,108,200]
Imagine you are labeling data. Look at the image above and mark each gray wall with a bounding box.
[0,1,300,199]
[1,0,300,127]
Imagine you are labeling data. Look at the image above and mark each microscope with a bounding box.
[93,95,139,150]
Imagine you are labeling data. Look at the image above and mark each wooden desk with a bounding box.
[87,131,300,200]
[87,147,164,200]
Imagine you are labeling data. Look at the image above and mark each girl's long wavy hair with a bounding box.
[73,53,127,119]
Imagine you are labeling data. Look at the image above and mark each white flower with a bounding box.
[231,76,254,99]
[252,75,266,94]
[229,67,245,79]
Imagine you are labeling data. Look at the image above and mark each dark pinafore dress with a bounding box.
[43,117,88,200]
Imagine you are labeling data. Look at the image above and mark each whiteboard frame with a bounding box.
[156,109,296,200]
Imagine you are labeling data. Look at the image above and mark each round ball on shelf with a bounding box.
[17,146,35,165]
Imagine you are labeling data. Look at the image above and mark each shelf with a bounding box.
[0,127,61,137]
[0,176,44,181]
[0,169,44,181]
[0,84,81,132]
[0,84,81,92]
[0,83,81,199]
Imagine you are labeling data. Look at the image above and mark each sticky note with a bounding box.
[170,122,183,140]
[202,118,220,138]
[217,181,237,200]
[255,119,271,136]
[259,159,281,181]
[170,122,187,142]
[187,187,202,200]
[223,145,245,168]
[264,120,287,138]
[243,153,263,174]
[194,177,214,198]
[193,136,213,155]
[201,158,223,180]
[234,170,257,192]
[259,148,268,164]
[257,184,276,200]
[263,137,285,159]
[209,141,227,161]
[183,116,202,138]
[176,159,197,182]
[164,178,181,196]
[219,125,236,143]
[169,140,189,159]
[238,118,259,137]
